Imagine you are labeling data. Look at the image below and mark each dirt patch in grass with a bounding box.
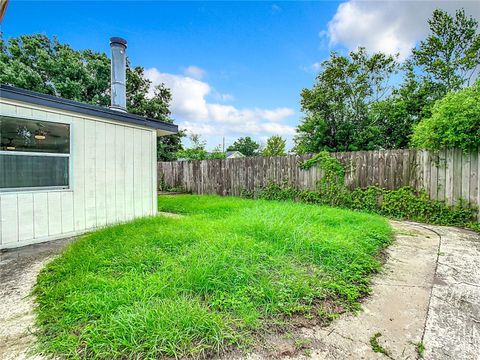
[158,211,184,218]
[240,298,346,358]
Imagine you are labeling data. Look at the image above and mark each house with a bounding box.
[226,151,245,159]
[0,37,177,249]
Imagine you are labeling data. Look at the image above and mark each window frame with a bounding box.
[0,114,73,193]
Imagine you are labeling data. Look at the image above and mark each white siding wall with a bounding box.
[0,99,158,249]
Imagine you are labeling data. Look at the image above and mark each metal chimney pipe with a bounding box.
[109,37,127,112]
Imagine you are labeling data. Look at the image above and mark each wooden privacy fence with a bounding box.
[158,148,480,219]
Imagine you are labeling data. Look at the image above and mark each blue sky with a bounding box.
[2,1,479,150]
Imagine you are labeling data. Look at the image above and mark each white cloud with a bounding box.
[303,62,322,73]
[183,65,206,79]
[145,68,296,148]
[271,4,282,13]
[324,0,480,60]
[311,62,322,71]
[146,69,210,120]
[211,90,234,102]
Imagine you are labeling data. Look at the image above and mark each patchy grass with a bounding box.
[414,341,426,358]
[370,332,390,357]
[34,195,392,359]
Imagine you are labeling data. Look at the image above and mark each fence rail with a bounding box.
[158,148,480,219]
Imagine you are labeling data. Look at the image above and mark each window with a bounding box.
[0,116,70,190]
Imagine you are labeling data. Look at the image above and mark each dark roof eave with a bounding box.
[0,84,178,134]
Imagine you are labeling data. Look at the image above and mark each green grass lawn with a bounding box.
[34,195,392,359]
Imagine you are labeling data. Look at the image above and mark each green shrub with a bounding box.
[349,187,383,213]
[470,222,480,232]
[256,181,298,201]
[379,187,474,225]
[300,151,346,206]
[411,80,480,152]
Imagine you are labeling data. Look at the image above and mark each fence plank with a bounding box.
[478,148,480,221]
[445,149,454,205]
[437,149,447,202]
[470,150,479,205]
[461,151,471,204]
[429,152,438,200]
[387,150,396,190]
[423,150,431,192]
[453,148,462,205]
[378,150,385,189]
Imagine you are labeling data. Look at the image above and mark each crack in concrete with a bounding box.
[431,294,459,308]
[411,224,443,349]
[436,261,460,274]
[326,330,363,345]
[373,282,431,289]
[448,281,480,288]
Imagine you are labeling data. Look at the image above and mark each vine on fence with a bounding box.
[300,151,345,205]
[158,173,186,193]
[243,152,479,232]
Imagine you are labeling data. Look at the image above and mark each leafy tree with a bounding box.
[209,145,226,159]
[156,133,183,161]
[227,136,260,156]
[262,135,287,156]
[294,10,480,153]
[367,8,480,150]
[368,61,438,149]
[411,79,480,152]
[157,130,185,162]
[0,33,183,160]
[412,8,480,95]
[294,48,397,153]
[176,133,208,160]
[176,134,226,160]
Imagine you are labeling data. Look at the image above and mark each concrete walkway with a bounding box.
[1,222,479,360]
[298,221,440,359]
[0,238,74,360]
[308,221,479,359]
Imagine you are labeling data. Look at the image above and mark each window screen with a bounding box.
[0,116,70,190]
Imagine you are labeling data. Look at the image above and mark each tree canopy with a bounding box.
[227,137,260,157]
[176,133,226,160]
[176,133,208,160]
[262,135,287,156]
[0,34,184,160]
[295,8,479,153]
[412,9,480,96]
[294,48,397,153]
[411,79,480,152]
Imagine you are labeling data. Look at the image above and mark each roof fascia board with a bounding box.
[1,85,178,134]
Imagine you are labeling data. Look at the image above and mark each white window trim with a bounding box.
[0,115,73,192]
[0,151,69,157]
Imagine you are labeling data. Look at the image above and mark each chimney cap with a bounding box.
[110,37,127,48]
